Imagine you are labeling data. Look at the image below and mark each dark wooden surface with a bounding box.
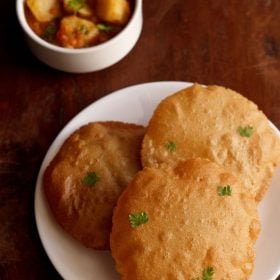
[0,0,279,279]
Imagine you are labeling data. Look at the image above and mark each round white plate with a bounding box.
[35,81,280,280]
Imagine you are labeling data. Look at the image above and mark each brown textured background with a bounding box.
[0,0,279,279]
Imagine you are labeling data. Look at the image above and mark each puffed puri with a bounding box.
[110,158,260,280]
[141,84,280,202]
[43,121,145,249]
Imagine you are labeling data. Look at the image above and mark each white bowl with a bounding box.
[16,0,143,73]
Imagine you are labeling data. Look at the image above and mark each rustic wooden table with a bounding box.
[0,0,279,279]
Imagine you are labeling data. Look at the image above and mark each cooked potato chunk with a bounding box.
[96,0,131,25]
[57,16,99,48]
[26,0,61,22]
[63,0,93,17]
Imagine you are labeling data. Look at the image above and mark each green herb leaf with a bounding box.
[192,266,214,280]
[129,212,149,228]
[165,141,176,152]
[67,0,85,12]
[43,23,57,41]
[79,24,89,35]
[217,185,232,196]
[82,172,100,187]
[202,266,214,280]
[237,125,254,137]
[96,23,112,32]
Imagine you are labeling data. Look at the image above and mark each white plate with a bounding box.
[35,81,280,280]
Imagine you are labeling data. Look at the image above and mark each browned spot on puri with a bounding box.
[203,247,214,265]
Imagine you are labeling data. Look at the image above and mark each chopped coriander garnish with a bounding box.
[217,185,232,196]
[97,23,112,32]
[192,266,214,280]
[79,24,89,35]
[237,125,254,137]
[202,267,214,280]
[165,141,176,152]
[82,172,100,187]
[67,0,85,12]
[129,212,148,228]
[42,23,57,41]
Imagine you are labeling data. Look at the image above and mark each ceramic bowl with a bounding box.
[16,0,143,73]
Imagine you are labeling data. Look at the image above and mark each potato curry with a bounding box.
[25,0,133,48]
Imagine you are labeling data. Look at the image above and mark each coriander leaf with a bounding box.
[192,266,214,280]
[129,212,148,228]
[97,23,112,32]
[217,185,232,196]
[202,266,214,280]
[237,125,254,137]
[67,0,85,12]
[165,141,176,152]
[78,24,89,35]
[42,23,57,41]
[82,172,100,187]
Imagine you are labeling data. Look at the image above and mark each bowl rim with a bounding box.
[16,0,142,54]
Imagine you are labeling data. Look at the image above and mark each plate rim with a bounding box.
[34,81,191,279]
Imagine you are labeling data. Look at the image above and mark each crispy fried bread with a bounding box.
[44,121,145,249]
[110,158,260,279]
[141,84,280,201]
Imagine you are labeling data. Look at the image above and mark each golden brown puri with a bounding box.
[44,121,145,249]
[110,158,260,280]
[141,84,280,202]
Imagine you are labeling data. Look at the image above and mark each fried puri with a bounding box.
[44,121,145,249]
[110,158,260,280]
[141,84,280,201]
